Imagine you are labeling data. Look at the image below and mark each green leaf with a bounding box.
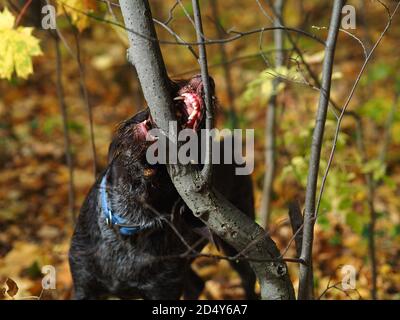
[361,159,386,182]
[382,176,396,190]
[329,233,342,246]
[368,62,392,82]
[317,214,330,231]
[346,212,363,234]
[391,224,400,237]
[359,98,390,123]
[240,66,298,106]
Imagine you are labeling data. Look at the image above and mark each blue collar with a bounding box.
[100,173,143,236]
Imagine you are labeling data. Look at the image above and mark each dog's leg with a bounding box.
[183,267,204,300]
[70,276,100,300]
[69,253,105,300]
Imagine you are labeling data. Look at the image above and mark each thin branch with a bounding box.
[191,0,213,185]
[48,1,99,177]
[14,0,33,27]
[164,0,179,25]
[260,0,285,230]
[298,0,344,300]
[210,0,238,128]
[172,48,294,77]
[314,1,400,222]
[153,18,199,59]
[54,36,76,225]
[60,5,99,177]
[177,0,198,33]
[311,25,368,60]
[265,0,342,119]
[73,31,98,177]
[97,0,198,58]
[145,199,305,264]
[56,0,326,46]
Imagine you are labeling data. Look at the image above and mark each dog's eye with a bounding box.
[143,168,156,177]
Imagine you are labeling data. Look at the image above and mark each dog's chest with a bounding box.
[95,232,185,294]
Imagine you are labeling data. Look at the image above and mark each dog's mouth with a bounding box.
[136,75,213,142]
[136,118,155,141]
[173,90,205,131]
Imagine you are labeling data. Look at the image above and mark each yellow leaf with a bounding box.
[0,7,14,29]
[0,8,42,80]
[303,50,325,64]
[58,0,96,32]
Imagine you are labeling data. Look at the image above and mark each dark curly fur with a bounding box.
[69,76,256,300]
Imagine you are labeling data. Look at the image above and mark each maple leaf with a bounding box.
[0,8,42,80]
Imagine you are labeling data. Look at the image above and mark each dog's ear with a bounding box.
[107,109,152,164]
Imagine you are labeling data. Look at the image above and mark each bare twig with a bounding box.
[260,0,285,230]
[54,36,76,224]
[73,30,98,177]
[144,200,305,265]
[210,0,238,128]
[177,0,198,32]
[96,0,198,58]
[318,268,363,300]
[164,0,179,25]
[191,0,213,185]
[14,0,33,26]
[172,48,294,77]
[50,2,99,178]
[56,0,325,46]
[153,18,198,59]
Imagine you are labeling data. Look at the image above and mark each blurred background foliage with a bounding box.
[0,0,399,299]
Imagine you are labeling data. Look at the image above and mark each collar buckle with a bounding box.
[105,209,113,227]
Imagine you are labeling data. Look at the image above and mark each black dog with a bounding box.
[69,75,256,299]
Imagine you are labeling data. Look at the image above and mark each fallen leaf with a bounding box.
[6,278,18,297]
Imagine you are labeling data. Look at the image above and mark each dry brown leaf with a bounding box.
[6,278,19,297]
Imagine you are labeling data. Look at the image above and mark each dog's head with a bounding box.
[108,75,216,180]
[172,74,216,131]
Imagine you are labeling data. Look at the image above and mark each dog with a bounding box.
[69,75,256,299]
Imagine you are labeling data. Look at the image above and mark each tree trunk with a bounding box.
[118,0,295,300]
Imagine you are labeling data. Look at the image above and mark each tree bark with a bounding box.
[118,0,295,300]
